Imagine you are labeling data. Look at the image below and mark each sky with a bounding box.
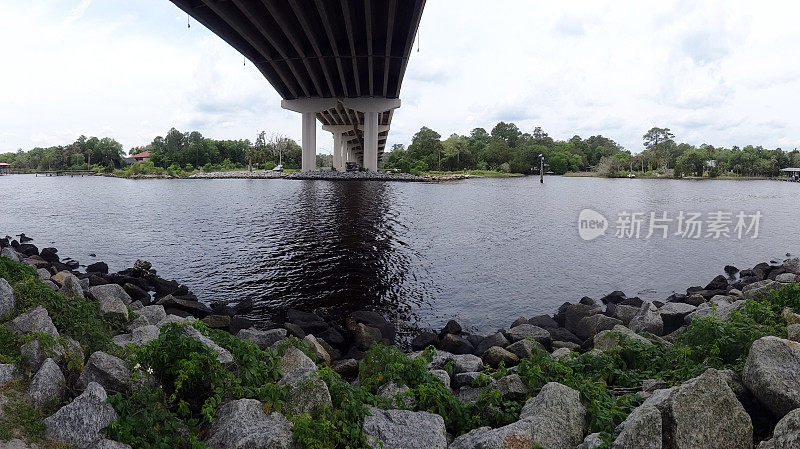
[1,0,799,155]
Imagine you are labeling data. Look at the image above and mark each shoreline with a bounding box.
[2,235,800,447]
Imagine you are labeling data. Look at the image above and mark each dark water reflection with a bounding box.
[1,174,799,333]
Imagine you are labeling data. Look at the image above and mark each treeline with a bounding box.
[0,136,125,171]
[383,123,624,175]
[598,127,800,178]
[0,128,306,173]
[384,124,800,178]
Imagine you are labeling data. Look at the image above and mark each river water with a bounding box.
[1,174,798,332]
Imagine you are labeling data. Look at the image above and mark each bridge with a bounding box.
[169,0,426,171]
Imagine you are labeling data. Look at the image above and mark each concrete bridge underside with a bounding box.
[170,0,426,171]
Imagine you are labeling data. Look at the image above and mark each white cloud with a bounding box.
[1,0,800,155]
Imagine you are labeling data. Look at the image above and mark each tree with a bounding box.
[642,127,676,171]
[491,122,522,148]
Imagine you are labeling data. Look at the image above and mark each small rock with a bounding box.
[612,304,640,325]
[21,339,64,371]
[551,347,572,359]
[782,307,800,325]
[88,284,133,305]
[332,358,359,378]
[348,320,382,350]
[59,273,84,298]
[440,319,462,336]
[181,325,234,365]
[377,381,413,408]
[138,305,166,325]
[611,404,661,449]
[202,314,231,330]
[787,324,800,342]
[0,363,16,385]
[286,375,332,416]
[303,334,331,365]
[742,280,781,300]
[578,433,604,449]
[451,353,484,374]
[86,261,109,274]
[576,314,623,340]
[775,273,798,283]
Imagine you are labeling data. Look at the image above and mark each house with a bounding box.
[131,151,151,162]
[0,162,10,175]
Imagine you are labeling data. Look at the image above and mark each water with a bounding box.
[1,174,798,333]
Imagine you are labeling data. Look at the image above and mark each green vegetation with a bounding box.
[1,253,798,448]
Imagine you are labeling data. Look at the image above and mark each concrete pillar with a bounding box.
[301,112,316,172]
[363,111,379,171]
[332,132,342,171]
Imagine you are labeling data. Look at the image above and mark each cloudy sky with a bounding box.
[1,0,799,154]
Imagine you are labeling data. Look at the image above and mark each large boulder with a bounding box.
[181,325,234,365]
[284,375,332,416]
[611,404,661,449]
[279,345,317,386]
[348,321,383,350]
[661,369,752,449]
[44,382,119,448]
[506,324,551,345]
[237,328,287,350]
[302,334,331,365]
[506,339,541,360]
[0,278,16,317]
[451,382,585,449]
[78,351,130,393]
[659,302,697,334]
[205,399,294,449]
[113,325,160,347]
[9,306,58,337]
[21,339,64,372]
[88,284,133,305]
[98,296,129,321]
[60,273,84,298]
[439,333,474,355]
[1,246,20,261]
[362,407,447,449]
[594,325,653,351]
[481,346,519,367]
[576,314,623,340]
[742,336,800,418]
[410,331,439,350]
[685,299,746,324]
[137,304,166,325]
[758,408,800,449]
[628,302,664,336]
[495,374,529,400]
[474,332,510,355]
[29,358,65,409]
[563,303,603,335]
[451,354,484,374]
[742,280,781,300]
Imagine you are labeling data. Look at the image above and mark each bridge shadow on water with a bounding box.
[240,180,431,327]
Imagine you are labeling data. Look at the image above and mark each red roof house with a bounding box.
[131,151,151,162]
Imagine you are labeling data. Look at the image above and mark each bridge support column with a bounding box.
[301,112,317,172]
[332,132,343,171]
[363,111,379,171]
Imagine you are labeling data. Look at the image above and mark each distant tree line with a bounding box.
[0,128,304,172]
[2,124,797,177]
[384,123,800,178]
[383,122,624,175]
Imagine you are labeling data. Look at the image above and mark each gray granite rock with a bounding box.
[78,351,130,393]
[758,408,800,449]
[505,339,541,360]
[474,332,511,355]
[237,327,287,349]
[138,305,166,325]
[29,357,65,409]
[181,325,234,365]
[743,336,800,418]
[88,284,133,306]
[594,325,652,351]
[0,278,15,317]
[429,369,450,389]
[451,353,484,374]
[362,407,447,449]
[59,273,84,298]
[506,324,551,345]
[1,246,20,261]
[0,363,16,385]
[21,339,64,372]
[495,374,528,400]
[205,399,294,449]
[279,345,317,386]
[9,306,58,337]
[628,301,664,336]
[576,314,623,340]
[611,404,661,449]
[481,346,519,367]
[44,382,118,448]
[285,375,332,416]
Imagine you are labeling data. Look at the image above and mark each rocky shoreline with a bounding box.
[2,234,800,448]
[188,170,462,182]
